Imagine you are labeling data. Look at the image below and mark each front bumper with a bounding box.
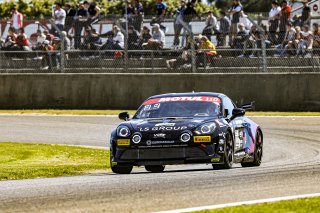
[111,145,224,166]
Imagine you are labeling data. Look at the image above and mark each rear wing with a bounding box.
[237,101,255,111]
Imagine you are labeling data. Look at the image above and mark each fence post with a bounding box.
[61,33,65,73]
[261,38,267,72]
[124,0,129,72]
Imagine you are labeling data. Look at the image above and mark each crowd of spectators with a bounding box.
[0,0,319,69]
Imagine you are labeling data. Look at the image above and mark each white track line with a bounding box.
[154,193,320,213]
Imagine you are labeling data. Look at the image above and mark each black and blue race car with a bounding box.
[110,92,263,174]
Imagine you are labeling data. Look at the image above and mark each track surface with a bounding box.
[0,116,320,212]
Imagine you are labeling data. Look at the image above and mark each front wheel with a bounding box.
[111,165,133,174]
[145,165,165,173]
[212,131,234,170]
[110,155,133,174]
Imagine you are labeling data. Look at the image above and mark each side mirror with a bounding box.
[118,112,130,121]
[230,108,245,120]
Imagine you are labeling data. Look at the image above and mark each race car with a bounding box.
[109,92,263,174]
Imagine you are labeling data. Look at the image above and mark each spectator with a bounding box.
[1,27,17,51]
[40,40,54,70]
[11,6,23,32]
[11,28,30,52]
[228,0,243,46]
[102,25,124,50]
[132,0,144,32]
[180,2,198,47]
[128,25,141,50]
[275,23,297,57]
[64,3,77,34]
[140,26,152,46]
[239,11,252,30]
[279,0,292,44]
[50,3,66,37]
[166,49,192,69]
[268,1,281,45]
[313,25,320,54]
[143,24,165,50]
[233,23,250,57]
[150,0,168,32]
[173,1,186,47]
[196,35,217,67]
[43,30,55,43]
[299,0,311,27]
[296,25,313,57]
[61,31,71,51]
[74,2,89,49]
[84,1,101,27]
[247,25,263,57]
[217,11,230,47]
[202,11,218,42]
[80,28,101,57]
[32,30,46,51]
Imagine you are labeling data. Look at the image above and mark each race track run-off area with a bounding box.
[0,115,319,212]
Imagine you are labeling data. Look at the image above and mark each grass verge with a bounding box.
[0,142,109,180]
[0,110,320,116]
[194,196,320,213]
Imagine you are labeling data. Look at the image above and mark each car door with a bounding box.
[222,96,247,159]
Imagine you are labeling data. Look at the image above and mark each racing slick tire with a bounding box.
[212,131,234,170]
[145,165,166,173]
[111,165,133,174]
[241,130,263,167]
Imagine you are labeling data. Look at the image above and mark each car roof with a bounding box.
[147,92,226,100]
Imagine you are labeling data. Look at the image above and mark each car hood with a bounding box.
[128,117,217,133]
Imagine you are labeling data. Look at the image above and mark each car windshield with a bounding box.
[134,96,221,119]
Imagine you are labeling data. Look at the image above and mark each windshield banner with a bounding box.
[143,96,221,105]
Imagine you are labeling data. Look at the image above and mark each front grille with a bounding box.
[119,147,208,160]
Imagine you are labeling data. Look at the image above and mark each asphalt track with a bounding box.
[0,115,320,212]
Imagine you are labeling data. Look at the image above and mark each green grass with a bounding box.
[194,196,320,213]
[0,142,110,180]
[0,110,320,116]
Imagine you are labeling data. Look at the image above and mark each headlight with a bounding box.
[117,126,131,137]
[132,134,142,144]
[194,123,216,135]
[180,132,191,143]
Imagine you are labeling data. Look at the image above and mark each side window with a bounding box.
[223,97,235,119]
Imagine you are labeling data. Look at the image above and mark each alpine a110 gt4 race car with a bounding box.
[109,92,263,174]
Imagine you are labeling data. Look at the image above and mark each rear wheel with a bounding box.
[241,130,263,167]
[145,165,165,173]
[212,131,234,170]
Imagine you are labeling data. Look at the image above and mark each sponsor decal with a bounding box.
[153,133,166,138]
[146,140,175,146]
[111,162,118,166]
[194,136,211,143]
[143,96,221,105]
[155,123,175,127]
[139,126,188,132]
[313,4,318,12]
[117,139,130,146]
[139,144,188,148]
[211,158,220,163]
